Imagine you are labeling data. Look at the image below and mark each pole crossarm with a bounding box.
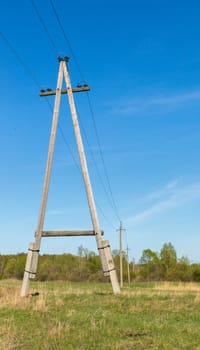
[39,85,90,97]
[41,230,104,237]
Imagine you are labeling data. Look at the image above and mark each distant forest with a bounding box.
[1,243,200,282]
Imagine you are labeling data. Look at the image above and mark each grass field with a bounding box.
[0,280,200,349]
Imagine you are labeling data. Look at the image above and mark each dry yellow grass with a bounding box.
[0,317,19,350]
[154,281,200,292]
[121,281,200,304]
[0,281,103,312]
[0,285,27,309]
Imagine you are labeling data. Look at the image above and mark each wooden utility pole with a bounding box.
[126,245,130,284]
[117,222,125,288]
[21,57,120,297]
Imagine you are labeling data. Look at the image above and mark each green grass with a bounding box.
[1,280,200,349]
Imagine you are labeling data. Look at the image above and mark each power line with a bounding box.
[0,32,80,177]
[49,0,86,83]
[30,0,58,56]
[61,114,117,229]
[1,31,116,230]
[30,0,121,224]
[45,97,82,173]
[28,2,82,171]
[58,118,117,229]
[0,31,41,89]
[2,0,121,227]
[76,104,122,219]
[0,31,72,158]
[86,93,121,223]
[96,203,116,230]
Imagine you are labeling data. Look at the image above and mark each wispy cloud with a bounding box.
[46,209,63,216]
[150,90,200,105]
[126,180,200,225]
[113,88,200,116]
[142,178,180,202]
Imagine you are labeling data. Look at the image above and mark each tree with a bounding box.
[0,255,8,279]
[4,258,16,277]
[139,249,161,281]
[140,249,159,264]
[191,264,200,282]
[160,242,177,279]
[175,256,191,281]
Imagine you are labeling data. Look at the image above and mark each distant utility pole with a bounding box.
[117,222,125,288]
[126,245,131,285]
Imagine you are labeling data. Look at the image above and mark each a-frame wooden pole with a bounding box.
[21,57,120,296]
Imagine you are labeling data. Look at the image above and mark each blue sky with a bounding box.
[1,0,200,262]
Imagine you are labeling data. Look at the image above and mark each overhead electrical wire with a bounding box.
[47,0,122,223]
[28,1,82,172]
[85,93,121,222]
[0,31,115,229]
[29,0,122,226]
[30,0,58,56]
[0,30,81,172]
[0,31,41,89]
[76,106,121,221]
[49,0,86,83]
[28,3,120,228]
[2,1,122,228]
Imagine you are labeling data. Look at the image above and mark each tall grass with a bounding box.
[0,280,200,349]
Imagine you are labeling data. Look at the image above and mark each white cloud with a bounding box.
[126,181,200,225]
[142,178,180,202]
[166,179,179,190]
[151,90,200,105]
[113,88,200,116]
[46,209,63,216]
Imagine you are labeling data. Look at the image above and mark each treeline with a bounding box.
[0,243,200,282]
[134,243,200,282]
[0,249,106,282]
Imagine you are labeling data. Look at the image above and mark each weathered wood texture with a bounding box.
[41,230,104,237]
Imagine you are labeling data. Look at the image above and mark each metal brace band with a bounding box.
[103,268,116,274]
[98,244,110,250]
[28,248,40,253]
[25,270,36,275]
